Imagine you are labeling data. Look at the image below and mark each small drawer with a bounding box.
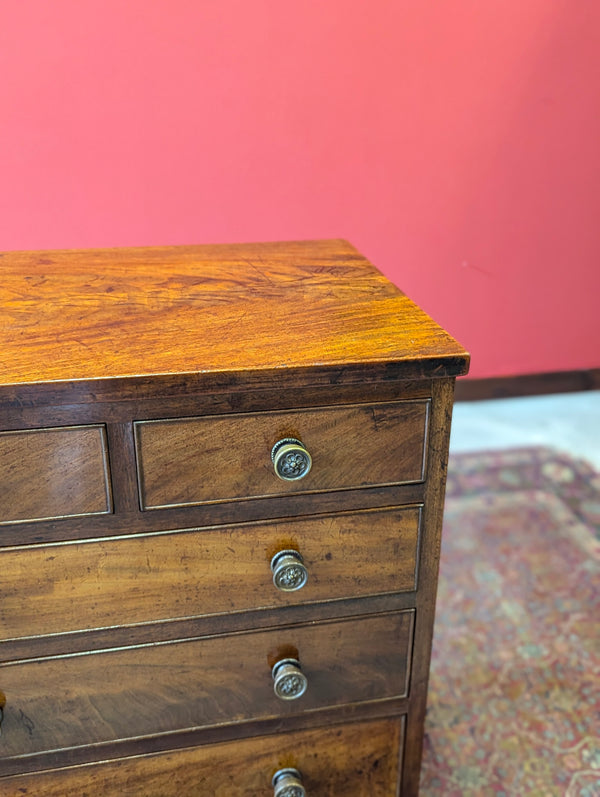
[0,425,112,525]
[0,506,421,639]
[0,716,404,796]
[0,611,413,758]
[135,400,429,510]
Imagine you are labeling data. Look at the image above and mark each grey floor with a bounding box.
[449,390,600,471]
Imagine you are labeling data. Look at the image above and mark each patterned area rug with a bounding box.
[421,447,600,796]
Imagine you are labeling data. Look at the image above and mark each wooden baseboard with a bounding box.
[455,369,600,402]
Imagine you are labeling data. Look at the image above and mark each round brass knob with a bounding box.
[272,658,308,700]
[272,768,306,797]
[271,550,308,592]
[271,438,312,481]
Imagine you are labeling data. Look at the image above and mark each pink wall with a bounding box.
[1,1,599,379]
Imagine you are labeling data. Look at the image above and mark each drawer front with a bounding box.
[0,716,404,796]
[0,425,112,525]
[0,506,421,639]
[135,400,429,510]
[0,612,413,757]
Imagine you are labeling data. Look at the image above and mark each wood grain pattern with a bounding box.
[0,480,426,550]
[0,506,421,639]
[0,716,403,796]
[0,242,468,794]
[0,594,416,667]
[0,374,431,422]
[135,400,429,509]
[0,240,469,390]
[0,425,112,525]
[402,378,455,796]
[0,611,413,757]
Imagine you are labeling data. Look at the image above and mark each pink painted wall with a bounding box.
[1,1,599,379]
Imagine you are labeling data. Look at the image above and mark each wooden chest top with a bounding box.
[1,239,469,392]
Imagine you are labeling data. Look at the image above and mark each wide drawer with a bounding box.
[0,716,404,796]
[0,425,112,525]
[0,506,421,640]
[0,611,413,757]
[135,400,429,510]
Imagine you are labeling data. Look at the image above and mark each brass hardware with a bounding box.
[272,657,308,700]
[271,438,312,481]
[272,767,306,797]
[271,549,308,592]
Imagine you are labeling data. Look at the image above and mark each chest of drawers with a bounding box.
[0,240,469,795]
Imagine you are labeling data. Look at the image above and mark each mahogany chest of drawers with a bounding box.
[0,240,469,795]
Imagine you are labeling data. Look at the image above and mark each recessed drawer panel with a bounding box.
[0,425,112,525]
[0,716,404,796]
[135,400,429,510]
[0,506,421,639]
[0,611,413,757]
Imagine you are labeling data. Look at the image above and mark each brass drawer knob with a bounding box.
[272,768,306,797]
[271,438,312,481]
[272,658,308,700]
[271,549,308,592]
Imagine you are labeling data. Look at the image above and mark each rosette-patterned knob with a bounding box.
[271,549,308,592]
[272,658,308,701]
[272,768,306,797]
[271,438,312,481]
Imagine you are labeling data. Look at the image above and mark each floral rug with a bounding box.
[420,447,600,797]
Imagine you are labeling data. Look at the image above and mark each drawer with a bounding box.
[0,611,413,757]
[0,506,421,639]
[135,400,429,510]
[0,716,404,796]
[0,425,112,525]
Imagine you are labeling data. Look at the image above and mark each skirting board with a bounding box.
[455,369,600,402]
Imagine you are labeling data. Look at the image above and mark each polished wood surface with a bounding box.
[0,612,413,757]
[0,242,467,795]
[135,400,429,509]
[401,379,455,795]
[0,506,421,639]
[0,716,403,796]
[0,425,111,524]
[1,240,469,390]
